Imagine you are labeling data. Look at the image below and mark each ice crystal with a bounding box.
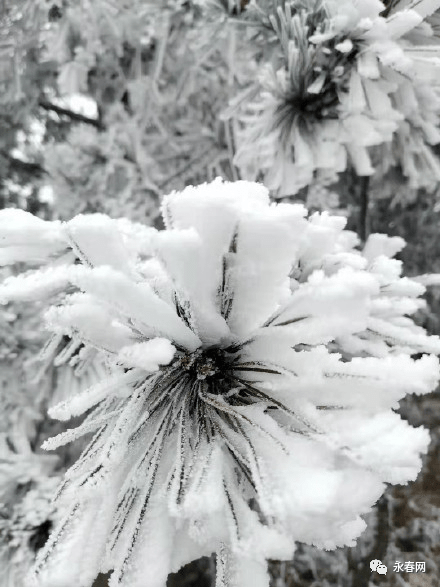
[0,179,438,587]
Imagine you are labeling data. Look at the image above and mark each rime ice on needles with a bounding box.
[0,179,439,587]
[293,212,440,357]
[229,0,440,195]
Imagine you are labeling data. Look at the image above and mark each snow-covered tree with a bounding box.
[3,0,440,218]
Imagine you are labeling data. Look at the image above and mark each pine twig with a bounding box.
[38,99,103,129]
[359,176,370,243]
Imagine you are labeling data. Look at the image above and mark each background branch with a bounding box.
[359,176,370,242]
[39,99,103,129]
[0,149,45,177]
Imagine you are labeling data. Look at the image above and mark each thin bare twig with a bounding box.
[359,176,370,242]
[39,99,103,129]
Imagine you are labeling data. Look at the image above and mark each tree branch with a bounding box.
[359,176,370,243]
[0,149,45,177]
[38,99,103,129]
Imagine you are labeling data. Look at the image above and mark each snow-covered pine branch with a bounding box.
[0,179,439,587]
[225,0,440,195]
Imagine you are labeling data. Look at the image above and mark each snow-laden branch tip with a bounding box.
[0,178,439,587]
[227,0,440,195]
